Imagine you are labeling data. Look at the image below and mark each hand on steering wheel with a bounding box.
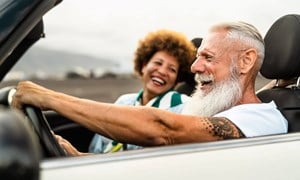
[0,87,67,158]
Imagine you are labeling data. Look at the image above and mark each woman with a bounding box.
[57,29,196,155]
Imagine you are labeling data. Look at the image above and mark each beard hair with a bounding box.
[181,65,242,117]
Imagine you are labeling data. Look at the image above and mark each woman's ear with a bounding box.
[239,48,257,74]
[141,62,147,75]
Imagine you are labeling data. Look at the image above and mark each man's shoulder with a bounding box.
[215,101,278,116]
[214,101,288,137]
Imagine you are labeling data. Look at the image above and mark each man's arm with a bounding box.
[203,117,245,139]
[51,100,244,145]
[13,81,244,146]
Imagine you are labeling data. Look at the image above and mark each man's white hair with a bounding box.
[210,21,265,69]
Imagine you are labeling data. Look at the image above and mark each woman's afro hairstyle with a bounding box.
[133,29,197,82]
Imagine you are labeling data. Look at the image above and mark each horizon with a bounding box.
[28,0,300,74]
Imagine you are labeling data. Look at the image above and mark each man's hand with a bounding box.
[12,81,52,110]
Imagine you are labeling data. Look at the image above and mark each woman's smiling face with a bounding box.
[141,51,179,98]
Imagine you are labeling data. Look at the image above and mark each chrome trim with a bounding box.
[297,77,300,87]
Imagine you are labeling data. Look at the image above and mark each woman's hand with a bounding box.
[55,134,91,156]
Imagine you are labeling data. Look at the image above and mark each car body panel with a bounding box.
[41,133,300,179]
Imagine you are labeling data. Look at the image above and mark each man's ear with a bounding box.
[239,48,257,74]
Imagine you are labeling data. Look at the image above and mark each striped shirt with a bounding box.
[89,90,190,153]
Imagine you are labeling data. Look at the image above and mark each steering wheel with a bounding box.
[0,87,67,158]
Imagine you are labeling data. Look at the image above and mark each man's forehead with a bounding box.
[198,32,227,53]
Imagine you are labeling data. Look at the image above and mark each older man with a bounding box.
[12,22,287,155]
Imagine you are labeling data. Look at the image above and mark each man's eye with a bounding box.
[203,54,214,62]
[204,54,212,59]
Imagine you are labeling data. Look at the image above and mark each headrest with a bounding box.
[260,14,300,79]
[191,37,203,48]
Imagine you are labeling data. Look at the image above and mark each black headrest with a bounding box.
[260,14,300,79]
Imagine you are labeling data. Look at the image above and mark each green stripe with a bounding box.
[171,92,182,107]
[152,90,172,108]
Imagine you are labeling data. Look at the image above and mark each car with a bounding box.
[0,0,300,179]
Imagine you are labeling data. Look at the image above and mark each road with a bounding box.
[0,75,270,103]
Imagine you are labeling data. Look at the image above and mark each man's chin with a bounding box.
[182,78,242,117]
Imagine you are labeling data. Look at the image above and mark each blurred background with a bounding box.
[7,0,300,80]
[2,0,299,102]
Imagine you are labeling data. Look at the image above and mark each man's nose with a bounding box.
[191,58,205,73]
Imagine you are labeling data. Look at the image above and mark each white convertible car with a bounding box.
[0,0,300,179]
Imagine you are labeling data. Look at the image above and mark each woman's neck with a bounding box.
[141,90,156,105]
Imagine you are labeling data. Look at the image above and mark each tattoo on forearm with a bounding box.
[203,117,245,139]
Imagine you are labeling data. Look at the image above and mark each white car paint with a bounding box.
[41,133,300,180]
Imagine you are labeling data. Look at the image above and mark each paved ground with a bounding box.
[0,75,270,103]
[0,77,142,103]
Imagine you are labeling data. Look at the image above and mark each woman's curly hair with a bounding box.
[133,29,197,83]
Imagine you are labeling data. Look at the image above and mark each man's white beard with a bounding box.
[181,74,242,117]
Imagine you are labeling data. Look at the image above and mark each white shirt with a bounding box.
[214,101,288,137]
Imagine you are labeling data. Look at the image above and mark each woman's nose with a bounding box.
[157,66,168,76]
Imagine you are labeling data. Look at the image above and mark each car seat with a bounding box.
[257,14,300,132]
[175,37,202,96]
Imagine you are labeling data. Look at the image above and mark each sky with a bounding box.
[35,0,300,72]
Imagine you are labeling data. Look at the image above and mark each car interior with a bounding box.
[257,14,300,133]
[0,0,69,158]
[47,13,300,157]
[0,108,40,179]
[40,13,300,158]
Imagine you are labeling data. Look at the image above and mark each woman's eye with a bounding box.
[154,61,162,65]
[170,68,177,73]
